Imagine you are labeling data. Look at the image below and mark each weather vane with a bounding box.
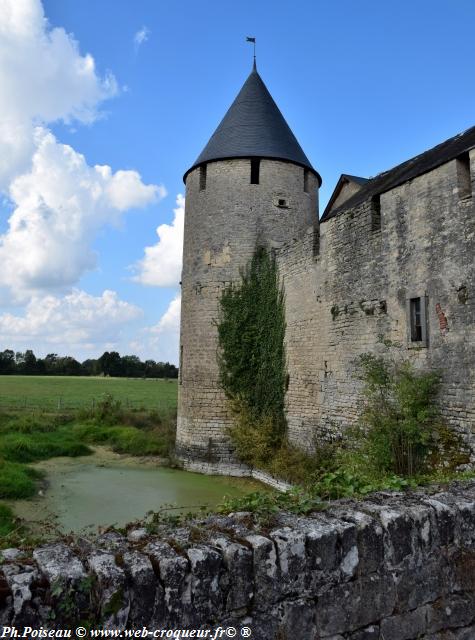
[246,36,256,68]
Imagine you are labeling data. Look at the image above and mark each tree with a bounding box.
[0,350,16,374]
[98,351,123,377]
[121,355,143,377]
[44,354,59,374]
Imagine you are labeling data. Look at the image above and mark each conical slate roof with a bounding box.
[184,65,320,184]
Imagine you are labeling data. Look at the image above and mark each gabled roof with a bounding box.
[321,125,475,222]
[322,174,369,219]
[184,65,320,184]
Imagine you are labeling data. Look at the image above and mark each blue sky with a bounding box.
[1,0,474,364]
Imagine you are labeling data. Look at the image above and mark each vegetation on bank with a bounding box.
[0,394,177,546]
[0,504,17,537]
[216,249,472,517]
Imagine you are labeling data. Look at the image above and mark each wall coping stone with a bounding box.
[1,480,475,638]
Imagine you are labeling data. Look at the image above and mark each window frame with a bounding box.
[406,292,428,347]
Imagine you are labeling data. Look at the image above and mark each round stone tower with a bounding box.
[177,62,321,470]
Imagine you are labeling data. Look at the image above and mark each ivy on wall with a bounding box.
[217,247,287,458]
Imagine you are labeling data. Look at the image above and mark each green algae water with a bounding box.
[10,448,262,533]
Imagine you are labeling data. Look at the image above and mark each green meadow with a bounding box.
[0,375,178,411]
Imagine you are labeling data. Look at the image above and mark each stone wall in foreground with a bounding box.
[2,481,475,639]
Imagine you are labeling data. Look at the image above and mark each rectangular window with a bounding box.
[410,298,422,342]
[250,158,260,184]
[304,169,310,193]
[456,152,471,199]
[407,295,428,346]
[371,195,381,232]
[199,165,207,191]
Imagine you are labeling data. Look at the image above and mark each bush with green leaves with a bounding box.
[356,351,465,476]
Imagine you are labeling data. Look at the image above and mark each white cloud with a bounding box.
[0,289,142,355]
[0,0,163,301]
[0,0,117,188]
[0,128,163,297]
[0,0,169,359]
[133,26,150,50]
[131,294,181,364]
[132,194,184,287]
[151,294,181,337]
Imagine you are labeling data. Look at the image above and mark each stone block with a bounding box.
[122,551,157,626]
[380,606,428,640]
[88,552,130,630]
[187,546,224,622]
[245,534,280,606]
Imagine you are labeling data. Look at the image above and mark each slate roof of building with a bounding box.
[321,124,475,222]
[343,174,370,186]
[184,64,321,184]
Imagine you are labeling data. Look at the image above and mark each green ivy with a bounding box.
[217,247,287,454]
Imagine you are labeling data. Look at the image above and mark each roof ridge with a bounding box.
[322,124,475,221]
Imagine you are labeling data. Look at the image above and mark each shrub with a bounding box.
[84,394,124,425]
[356,352,464,476]
[228,403,280,466]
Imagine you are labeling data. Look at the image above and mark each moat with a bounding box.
[9,447,262,533]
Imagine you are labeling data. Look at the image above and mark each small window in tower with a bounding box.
[406,294,428,346]
[304,169,310,193]
[250,158,260,184]
[456,152,471,199]
[370,194,381,232]
[179,345,183,384]
[199,165,207,191]
[278,198,287,207]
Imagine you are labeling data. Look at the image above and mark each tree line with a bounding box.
[0,350,178,378]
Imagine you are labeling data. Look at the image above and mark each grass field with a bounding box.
[0,376,179,546]
[0,376,178,411]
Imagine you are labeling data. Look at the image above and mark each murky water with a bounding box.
[11,448,262,533]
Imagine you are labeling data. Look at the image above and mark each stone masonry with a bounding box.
[176,63,475,468]
[279,148,475,461]
[2,481,475,638]
[177,158,318,464]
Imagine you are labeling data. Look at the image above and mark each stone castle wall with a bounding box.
[3,482,475,639]
[278,149,475,461]
[177,158,318,463]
